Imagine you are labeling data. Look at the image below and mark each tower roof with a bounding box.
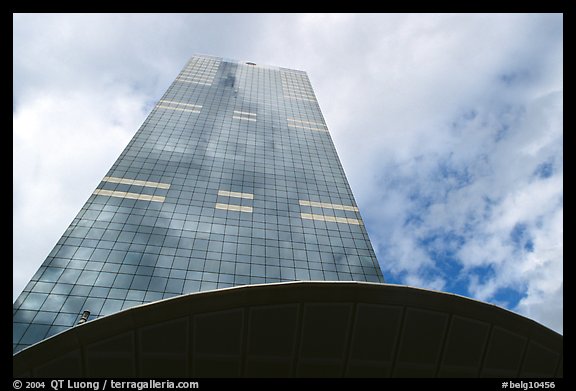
[13,281,562,378]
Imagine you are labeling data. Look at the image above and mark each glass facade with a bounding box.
[13,54,384,354]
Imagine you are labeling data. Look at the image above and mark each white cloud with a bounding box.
[262,13,563,333]
[13,87,146,298]
[13,13,563,333]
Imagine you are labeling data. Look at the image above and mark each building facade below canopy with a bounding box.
[13,281,563,378]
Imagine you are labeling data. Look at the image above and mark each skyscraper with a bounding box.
[13,54,385,354]
[13,55,562,379]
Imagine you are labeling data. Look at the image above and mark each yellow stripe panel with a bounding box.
[218,190,254,199]
[299,200,359,212]
[300,213,362,225]
[93,189,165,203]
[103,176,170,189]
[215,203,253,213]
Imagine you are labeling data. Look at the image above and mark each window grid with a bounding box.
[13,55,384,354]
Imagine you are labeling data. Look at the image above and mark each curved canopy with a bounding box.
[13,281,562,378]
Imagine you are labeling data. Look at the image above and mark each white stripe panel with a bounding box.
[233,116,257,122]
[93,189,165,203]
[287,118,327,128]
[299,200,359,212]
[102,176,171,189]
[215,203,253,213]
[176,78,212,86]
[287,123,328,132]
[157,105,201,113]
[300,213,362,225]
[218,190,254,199]
[233,110,257,117]
[158,100,202,109]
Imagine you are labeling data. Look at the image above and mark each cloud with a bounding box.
[255,13,563,332]
[341,16,563,332]
[13,85,146,298]
[13,14,563,333]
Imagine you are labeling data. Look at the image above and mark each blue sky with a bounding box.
[13,13,563,333]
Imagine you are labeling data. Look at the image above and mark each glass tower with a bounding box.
[13,54,384,354]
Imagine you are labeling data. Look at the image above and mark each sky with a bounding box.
[13,13,563,333]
